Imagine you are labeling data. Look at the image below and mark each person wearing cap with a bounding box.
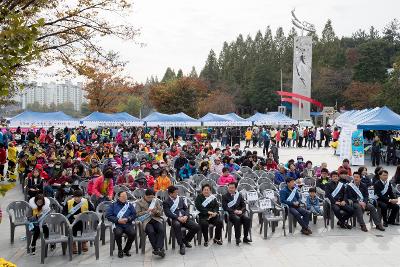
[63,189,94,253]
[211,157,224,175]
[280,177,312,235]
[129,162,142,178]
[92,168,114,204]
[163,185,200,255]
[274,164,287,185]
[135,189,165,257]
[295,156,305,173]
[325,171,354,229]
[154,169,172,192]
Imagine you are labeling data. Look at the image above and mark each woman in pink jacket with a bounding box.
[217,167,237,186]
[92,169,114,203]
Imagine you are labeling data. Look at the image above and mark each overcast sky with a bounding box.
[42,0,400,84]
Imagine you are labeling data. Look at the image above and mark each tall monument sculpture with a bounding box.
[291,9,315,120]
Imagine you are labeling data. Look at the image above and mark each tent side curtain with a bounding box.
[9,111,79,128]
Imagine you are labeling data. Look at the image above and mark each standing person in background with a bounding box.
[332,127,340,142]
[252,126,259,148]
[303,127,309,148]
[0,143,6,181]
[7,142,17,182]
[261,128,270,157]
[292,129,297,148]
[275,129,281,148]
[286,128,293,148]
[245,128,252,148]
[324,125,332,147]
[371,136,383,167]
[307,129,315,149]
[298,128,304,148]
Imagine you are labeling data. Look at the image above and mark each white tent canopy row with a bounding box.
[8,111,299,128]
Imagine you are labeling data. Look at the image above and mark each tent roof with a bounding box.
[143,112,200,126]
[81,112,140,122]
[10,111,75,121]
[246,112,297,125]
[357,106,400,130]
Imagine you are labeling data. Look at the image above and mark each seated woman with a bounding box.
[27,167,44,199]
[154,169,172,192]
[265,158,278,171]
[287,163,300,180]
[301,161,315,178]
[194,184,223,246]
[217,167,236,186]
[224,158,240,173]
[27,194,51,255]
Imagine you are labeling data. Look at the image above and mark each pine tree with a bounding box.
[188,66,198,78]
[200,49,219,88]
[176,69,184,78]
[161,67,176,82]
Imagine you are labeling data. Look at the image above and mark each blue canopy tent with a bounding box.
[199,113,232,126]
[81,111,142,127]
[219,113,252,126]
[357,106,400,130]
[9,111,79,128]
[143,112,201,127]
[246,112,297,126]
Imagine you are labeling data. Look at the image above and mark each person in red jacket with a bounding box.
[265,158,278,171]
[0,143,6,181]
[116,171,135,190]
[92,168,114,204]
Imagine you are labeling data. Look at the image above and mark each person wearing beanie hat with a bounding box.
[279,175,312,235]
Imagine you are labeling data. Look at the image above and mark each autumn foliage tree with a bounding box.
[0,0,138,97]
[343,81,382,109]
[149,77,208,117]
[198,90,236,116]
[78,53,141,113]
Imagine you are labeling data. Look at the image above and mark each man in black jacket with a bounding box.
[374,169,400,227]
[325,171,354,229]
[346,172,384,232]
[163,186,200,255]
[222,182,251,245]
[174,152,188,180]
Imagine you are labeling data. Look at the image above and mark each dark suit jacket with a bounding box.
[374,180,396,204]
[222,192,246,215]
[325,181,347,203]
[163,197,190,220]
[346,182,368,203]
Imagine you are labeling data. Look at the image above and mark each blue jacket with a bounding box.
[306,195,320,210]
[279,186,301,207]
[106,200,136,229]
[179,163,197,180]
[274,171,286,185]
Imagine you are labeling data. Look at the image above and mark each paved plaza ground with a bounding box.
[1,145,399,267]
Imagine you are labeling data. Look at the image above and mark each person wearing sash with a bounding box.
[27,194,50,255]
[163,185,200,255]
[280,177,312,235]
[346,172,385,232]
[222,182,251,245]
[106,191,137,258]
[135,189,165,258]
[325,171,354,229]
[62,189,94,253]
[374,169,399,227]
[195,184,223,246]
